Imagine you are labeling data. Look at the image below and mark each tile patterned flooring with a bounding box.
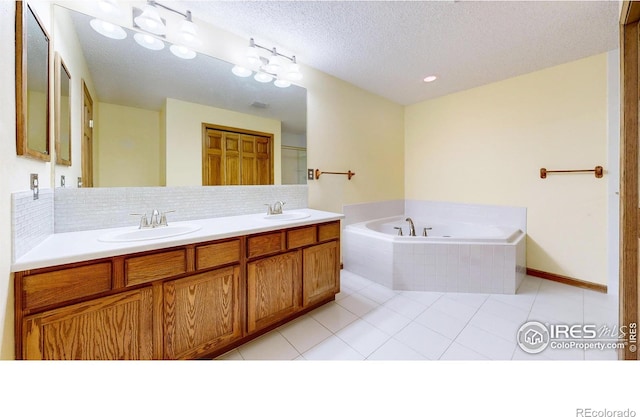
[216,270,619,360]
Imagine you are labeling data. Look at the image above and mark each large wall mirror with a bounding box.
[55,53,71,166]
[53,5,307,187]
[16,1,51,161]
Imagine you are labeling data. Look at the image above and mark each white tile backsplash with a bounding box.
[54,185,308,232]
[12,189,54,262]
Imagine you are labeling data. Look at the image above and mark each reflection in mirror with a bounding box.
[16,1,51,161]
[55,53,72,166]
[53,5,307,187]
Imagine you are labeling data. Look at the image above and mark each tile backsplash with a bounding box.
[12,189,54,262]
[12,185,308,261]
[54,185,308,233]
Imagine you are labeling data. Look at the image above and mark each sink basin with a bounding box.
[263,211,311,221]
[98,223,201,242]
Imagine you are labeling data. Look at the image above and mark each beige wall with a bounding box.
[164,98,283,186]
[95,102,162,187]
[405,53,609,285]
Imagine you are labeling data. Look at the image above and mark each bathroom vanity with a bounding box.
[12,209,342,360]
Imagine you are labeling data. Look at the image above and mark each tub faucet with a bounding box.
[405,218,416,236]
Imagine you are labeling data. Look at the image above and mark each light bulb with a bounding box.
[265,54,282,73]
[134,4,166,35]
[90,18,126,40]
[274,78,291,88]
[246,45,259,65]
[254,72,273,83]
[286,63,303,81]
[170,44,196,59]
[134,32,164,51]
[178,19,201,47]
[97,0,123,18]
[232,66,252,77]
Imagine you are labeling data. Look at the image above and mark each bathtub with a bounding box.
[343,215,526,294]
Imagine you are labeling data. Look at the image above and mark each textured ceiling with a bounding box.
[179,0,620,105]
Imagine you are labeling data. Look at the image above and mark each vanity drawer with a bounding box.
[318,221,340,242]
[247,232,283,258]
[287,226,317,249]
[196,239,241,270]
[22,262,112,310]
[125,249,187,286]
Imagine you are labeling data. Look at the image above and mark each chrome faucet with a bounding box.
[265,201,286,215]
[151,209,160,227]
[132,210,174,229]
[405,217,416,236]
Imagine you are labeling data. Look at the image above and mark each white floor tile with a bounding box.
[310,302,359,333]
[362,305,412,336]
[414,307,468,340]
[335,292,380,317]
[367,338,426,360]
[340,270,373,291]
[455,325,516,360]
[430,296,480,323]
[488,293,536,312]
[336,319,392,357]
[584,348,619,360]
[357,282,398,304]
[468,310,521,343]
[302,335,365,360]
[383,294,429,319]
[440,342,490,360]
[443,292,489,309]
[394,322,453,359]
[398,291,443,307]
[278,315,332,353]
[215,348,243,360]
[478,298,530,325]
[237,331,299,360]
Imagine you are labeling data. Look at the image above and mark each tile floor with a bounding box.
[216,270,619,360]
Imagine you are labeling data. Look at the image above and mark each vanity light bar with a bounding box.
[233,38,303,88]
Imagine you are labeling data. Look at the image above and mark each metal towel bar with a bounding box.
[540,166,603,179]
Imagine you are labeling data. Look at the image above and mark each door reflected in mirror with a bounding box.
[55,53,72,166]
[53,5,307,187]
[16,1,51,161]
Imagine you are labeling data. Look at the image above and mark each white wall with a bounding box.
[405,53,610,285]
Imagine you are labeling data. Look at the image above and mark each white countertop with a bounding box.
[12,209,344,272]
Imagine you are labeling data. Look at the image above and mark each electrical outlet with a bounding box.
[30,173,39,200]
[307,169,314,180]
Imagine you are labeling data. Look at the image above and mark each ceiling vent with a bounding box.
[251,101,269,109]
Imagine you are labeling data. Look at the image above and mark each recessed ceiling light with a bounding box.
[423,75,437,83]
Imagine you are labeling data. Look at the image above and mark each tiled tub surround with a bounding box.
[12,185,308,261]
[342,200,527,294]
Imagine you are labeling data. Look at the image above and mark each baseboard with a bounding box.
[526,268,607,293]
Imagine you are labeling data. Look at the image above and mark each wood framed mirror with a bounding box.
[16,1,51,161]
[55,53,71,166]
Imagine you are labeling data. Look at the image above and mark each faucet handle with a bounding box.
[130,213,149,229]
[159,210,175,226]
[393,227,403,236]
[264,204,273,215]
[422,227,432,237]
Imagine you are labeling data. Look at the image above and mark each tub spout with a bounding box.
[405,218,416,236]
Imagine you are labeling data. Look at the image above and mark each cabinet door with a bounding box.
[23,288,153,360]
[164,266,241,359]
[247,251,302,333]
[303,241,340,307]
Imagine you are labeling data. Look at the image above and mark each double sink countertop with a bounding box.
[12,208,344,272]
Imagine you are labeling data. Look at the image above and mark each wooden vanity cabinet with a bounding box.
[15,220,341,360]
[247,251,302,333]
[164,266,242,359]
[23,287,153,360]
